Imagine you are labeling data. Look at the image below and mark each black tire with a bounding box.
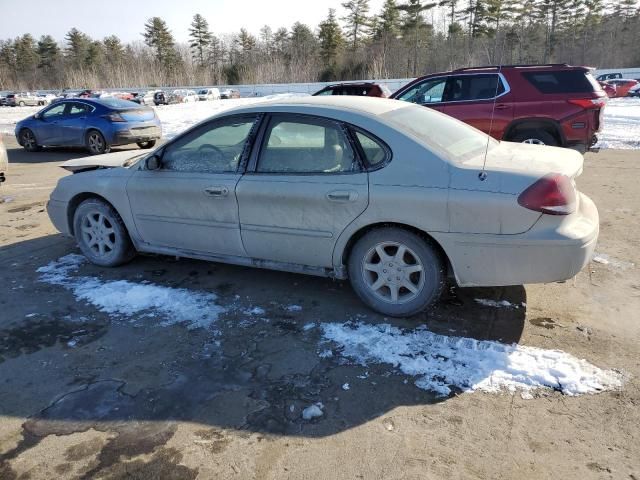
[136,140,156,149]
[510,129,558,146]
[19,128,41,152]
[73,198,136,267]
[86,129,110,155]
[348,227,445,317]
[18,101,25,107]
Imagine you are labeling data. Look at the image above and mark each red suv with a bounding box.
[391,64,606,153]
[313,82,391,98]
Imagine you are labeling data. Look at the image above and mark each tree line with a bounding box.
[0,0,638,91]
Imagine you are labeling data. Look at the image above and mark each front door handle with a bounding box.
[204,186,229,197]
[327,190,358,202]
[494,104,510,110]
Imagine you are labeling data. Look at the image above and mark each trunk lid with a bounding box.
[451,141,584,195]
[116,108,156,122]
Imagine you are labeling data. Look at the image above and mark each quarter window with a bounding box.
[161,116,256,173]
[257,117,357,174]
[355,131,387,166]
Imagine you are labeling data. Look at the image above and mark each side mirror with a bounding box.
[145,155,161,171]
[34,113,41,120]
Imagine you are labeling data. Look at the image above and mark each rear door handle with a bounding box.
[205,186,229,197]
[494,104,510,110]
[327,190,358,202]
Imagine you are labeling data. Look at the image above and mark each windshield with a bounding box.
[382,104,497,161]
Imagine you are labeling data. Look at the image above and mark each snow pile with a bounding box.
[301,402,324,420]
[37,254,225,329]
[596,98,640,150]
[474,298,522,308]
[321,322,624,397]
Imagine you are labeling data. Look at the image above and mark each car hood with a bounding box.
[451,141,584,195]
[60,150,146,173]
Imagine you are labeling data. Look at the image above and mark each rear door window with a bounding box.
[444,74,505,101]
[523,71,598,94]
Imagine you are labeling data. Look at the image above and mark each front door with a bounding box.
[126,114,259,256]
[394,76,448,113]
[34,103,67,145]
[236,114,369,268]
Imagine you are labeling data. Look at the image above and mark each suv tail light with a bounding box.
[518,174,577,215]
[568,98,606,109]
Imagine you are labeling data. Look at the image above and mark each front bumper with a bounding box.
[433,193,599,287]
[47,199,72,236]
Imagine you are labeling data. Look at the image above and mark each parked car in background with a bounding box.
[197,88,221,101]
[599,81,617,98]
[153,90,168,106]
[604,78,639,97]
[168,89,197,104]
[36,93,57,105]
[220,88,240,99]
[627,83,640,97]
[141,90,159,105]
[596,72,622,81]
[392,63,606,153]
[0,136,7,185]
[45,96,598,317]
[0,95,8,106]
[15,98,162,155]
[7,92,41,107]
[313,82,392,98]
[129,92,143,104]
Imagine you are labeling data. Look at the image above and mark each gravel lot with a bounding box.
[0,136,638,479]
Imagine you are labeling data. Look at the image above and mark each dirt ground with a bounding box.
[0,135,638,480]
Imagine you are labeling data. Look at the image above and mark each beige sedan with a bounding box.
[46,97,598,316]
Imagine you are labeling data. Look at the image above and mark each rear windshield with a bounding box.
[99,97,140,109]
[382,104,497,161]
[523,70,599,94]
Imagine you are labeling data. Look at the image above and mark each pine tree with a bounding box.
[143,17,178,67]
[397,0,436,75]
[64,28,91,68]
[289,23,317,60]
[342,0,372,49]
[318,9,345,67]
[14,34,39,78]
[37,35,59,70]
[103,35,124,63]
[189,14,212,66]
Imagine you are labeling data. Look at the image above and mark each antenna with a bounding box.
[479,35,507,181]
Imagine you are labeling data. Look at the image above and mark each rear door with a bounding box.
[393,77,448,112]
[127,114,259,256]
[236,114,369,268]
[57,101,92,145]
[440,74,513,138]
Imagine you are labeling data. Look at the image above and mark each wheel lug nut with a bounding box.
[383,269,387,273]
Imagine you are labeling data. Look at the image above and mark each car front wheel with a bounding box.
[348,227,445,317]
[20,128,41,152]
[73,199,136,267]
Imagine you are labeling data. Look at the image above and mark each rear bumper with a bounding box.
[112,126,161,145]
[434,193,599,287]
[47,199,72,236]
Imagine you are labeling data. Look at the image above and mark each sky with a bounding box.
[0,0,386,43]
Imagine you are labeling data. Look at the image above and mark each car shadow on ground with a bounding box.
[0,234,526,470]
[5,143,140,164]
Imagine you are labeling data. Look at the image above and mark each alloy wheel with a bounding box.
[521,138,546,145]
[361,241,425,304]
[88,132,105,154]
[21,130,36,150]
[81,211,117,257]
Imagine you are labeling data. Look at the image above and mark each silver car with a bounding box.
[46,97,599,316]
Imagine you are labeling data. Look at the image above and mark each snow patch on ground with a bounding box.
[596,98,640,150]
[474,298,522,308]
[37,254,225,329]
[592,252,635,270]
[321,322,624,397]
[301,402,324,420]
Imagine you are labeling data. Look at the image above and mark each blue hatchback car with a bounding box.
[15,98,162,155]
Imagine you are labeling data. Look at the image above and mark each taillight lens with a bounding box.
[102,112,126,122]
[568,98,606,109]
[518,174,577,216]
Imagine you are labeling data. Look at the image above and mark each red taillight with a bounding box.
[102,112,126,122]
[568,98,606,109]
[518,174,577,216]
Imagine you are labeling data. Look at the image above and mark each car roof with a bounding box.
[412,64,593,81]
[229,95,410,117]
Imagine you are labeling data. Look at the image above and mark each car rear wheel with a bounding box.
[511,130,558,146]
[348,227,445,317]
[18,101,25,107]
[20,128,41,152]
[86,130,110,155]
[73,199,136,267]
[136,140,156,149]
